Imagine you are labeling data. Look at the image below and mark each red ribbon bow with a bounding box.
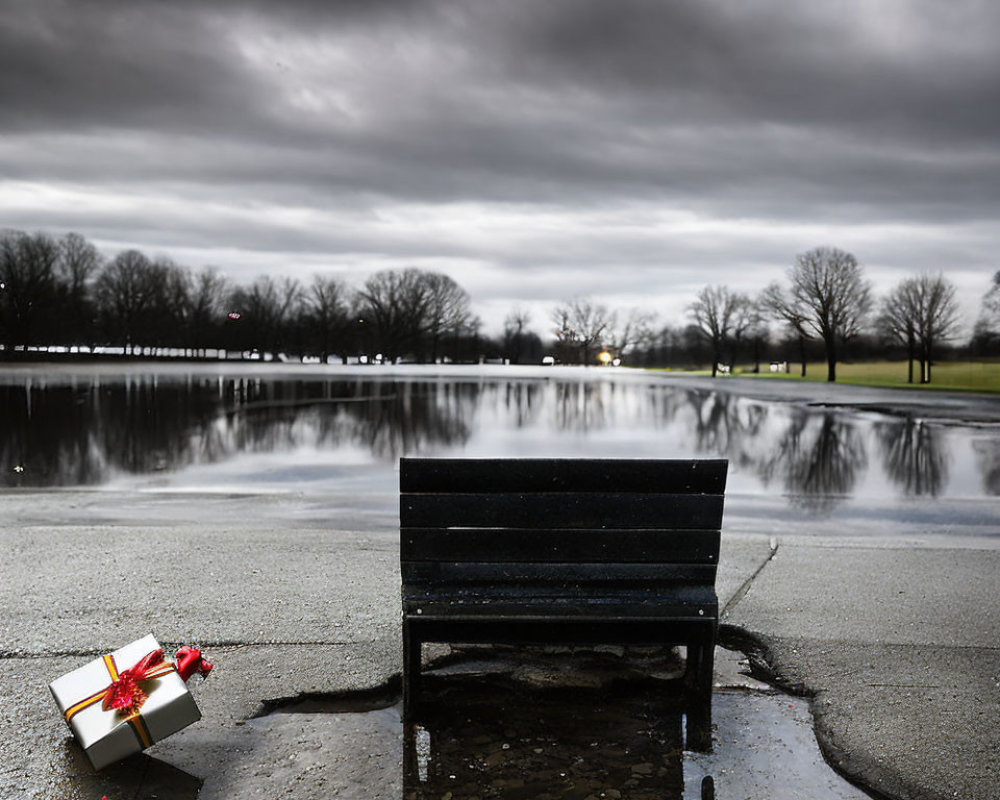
[175,646,213,682]
[100,648,169,716]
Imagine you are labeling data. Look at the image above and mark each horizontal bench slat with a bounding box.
[403,592,718,621]
[401,492,724,530]
[402,561,717,585]
[404,618,717,647]
[401,528,719,563]
[400,458,728,494]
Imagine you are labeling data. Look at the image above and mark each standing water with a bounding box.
[1,364,997,541]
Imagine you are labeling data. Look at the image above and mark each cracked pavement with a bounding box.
[723,536,1000,800]
[1,493,998,799]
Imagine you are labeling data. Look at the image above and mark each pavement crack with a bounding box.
[721,535,778,618]
[0,640,369,659]
[252,680,401,718]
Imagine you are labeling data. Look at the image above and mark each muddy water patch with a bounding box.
[204,646,876,800]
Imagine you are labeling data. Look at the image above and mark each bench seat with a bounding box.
[403,585,718,620]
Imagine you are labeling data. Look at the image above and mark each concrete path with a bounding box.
[1,500,997,799]
[723,535,1000,800]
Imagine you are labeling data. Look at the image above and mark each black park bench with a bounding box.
[399,457,727,749]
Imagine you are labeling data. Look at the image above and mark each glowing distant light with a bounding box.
[227,311,242,320]
[598,350,613,365]
[13,465,24,473]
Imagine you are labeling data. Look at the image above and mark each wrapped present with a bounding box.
[49,634,212,771]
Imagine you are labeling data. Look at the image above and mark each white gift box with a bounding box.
[49,634,201,771]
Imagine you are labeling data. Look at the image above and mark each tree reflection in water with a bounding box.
[554,381,610,432]
[756,410,867,514]
[349,381,474,460]
[0,378,223,487]
[684,390,769,471]
[876,418,949,497]
[0,377,475,487]
[1,374,996,514]
[973,439,1000,495]
[504,380,542,428]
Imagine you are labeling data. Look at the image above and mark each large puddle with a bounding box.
[3,368,999,534]
[240,645,875,800]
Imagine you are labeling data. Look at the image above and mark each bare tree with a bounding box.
[93,249,161,355]
[229,276,303,357]
[882,273,958,384]
[187,268,230,356]
[762,281,811,376]
[913,273,959,384]
[975,270,1000,352]
[503,306,532,364]
[879,278,921,383]
[420,272,474,362]
[742,296,771,373]
[606,308,656,364]
[147,258,193,351]
[781,247,872,382]
[985,270,1000,320]
[728,295,760,372]
[0,230,61,353]
[688,285,748,377]
[550,298,615,365]
[306,275,351,363]
[357,268,424,362]
[57,232,101,347]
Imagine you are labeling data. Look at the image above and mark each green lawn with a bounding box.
[733,360,1000,393]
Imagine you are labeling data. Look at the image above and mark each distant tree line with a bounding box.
[0,230,481,364]
[540,246,987,384]
[1,230,996,382]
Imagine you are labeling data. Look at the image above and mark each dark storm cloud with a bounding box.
[507,1,1000,139]
[1,0,998,330]
[5,0,999,206]
[0,3,253,132]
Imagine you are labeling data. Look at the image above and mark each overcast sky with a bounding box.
[2,0,998,336]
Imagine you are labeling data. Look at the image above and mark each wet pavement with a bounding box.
[722,538,1000,800]
[3,514,997,799]
[1,368,999,799]
[119,646,875,800]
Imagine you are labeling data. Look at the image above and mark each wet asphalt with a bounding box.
[1,515,997,799]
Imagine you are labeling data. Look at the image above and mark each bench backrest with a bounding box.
[400,458,727,592]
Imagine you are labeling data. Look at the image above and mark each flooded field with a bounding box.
[1,363,997,541]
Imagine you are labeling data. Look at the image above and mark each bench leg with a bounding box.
[402,621,421,721]
[684,631,714,752]
[683,637,702,692]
